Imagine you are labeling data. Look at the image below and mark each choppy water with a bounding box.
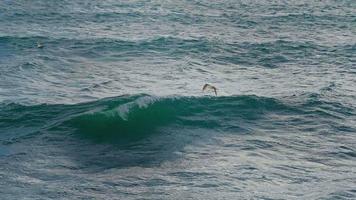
[0,0,356,199]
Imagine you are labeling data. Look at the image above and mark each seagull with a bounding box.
[37,42,44,48]
[202,83,217,96]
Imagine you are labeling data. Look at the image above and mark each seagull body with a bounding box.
[37,42,44,48]
[202,84,217,96]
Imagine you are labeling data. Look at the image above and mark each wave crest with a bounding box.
[0,94,306,143]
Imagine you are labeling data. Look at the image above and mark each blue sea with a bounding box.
[0,0,356,199]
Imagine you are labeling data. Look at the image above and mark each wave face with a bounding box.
[1,94,292,143]
[1,0,356,199]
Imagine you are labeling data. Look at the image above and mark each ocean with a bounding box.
[0,0,355,199]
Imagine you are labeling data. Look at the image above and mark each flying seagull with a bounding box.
[202,84,217,96]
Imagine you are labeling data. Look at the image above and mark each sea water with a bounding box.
[0,1,355,199]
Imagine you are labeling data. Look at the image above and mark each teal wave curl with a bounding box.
[1,94,291,143]
[2,93,353,144]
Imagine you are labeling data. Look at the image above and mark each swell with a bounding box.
[213,40,355,68]
[0,94,291,143]
[1,94,354,144]
[0,35,215,58]
[1,35,353,67]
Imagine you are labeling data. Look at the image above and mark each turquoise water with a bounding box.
[1,0,356,199]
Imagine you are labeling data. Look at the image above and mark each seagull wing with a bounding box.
[202,84,209,91]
